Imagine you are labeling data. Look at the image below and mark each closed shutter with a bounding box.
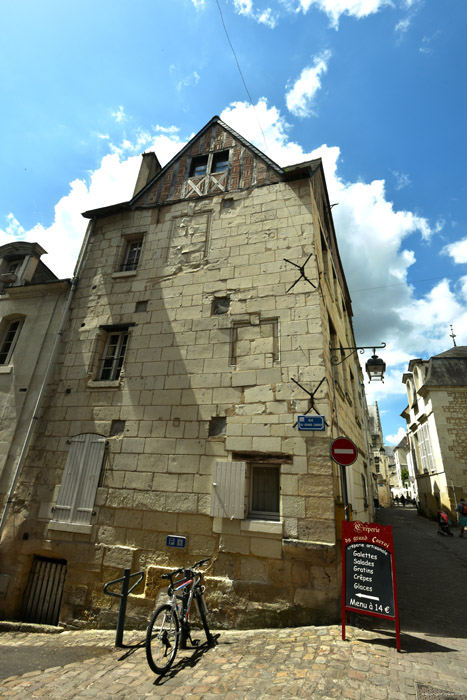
[53,434,106,525]
[210,461,246,519]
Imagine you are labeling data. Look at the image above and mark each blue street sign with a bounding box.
[297,415,326,431]
[166,535,187,549]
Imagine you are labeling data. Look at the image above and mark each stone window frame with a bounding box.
[113,232,145,277]
[229,317,280,366]
[87,323,135,386]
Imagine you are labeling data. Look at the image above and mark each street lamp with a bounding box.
[365,352,386,383]
[330,343,387,382]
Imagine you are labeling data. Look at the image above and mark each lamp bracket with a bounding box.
[291,376,328,428]
[330,343,386,367]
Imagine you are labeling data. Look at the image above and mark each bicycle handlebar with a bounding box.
[161,557,210,581]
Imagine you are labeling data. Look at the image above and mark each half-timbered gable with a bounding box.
[133,117,283,207]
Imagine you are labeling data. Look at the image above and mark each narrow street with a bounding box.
[378,504,467,639]
[1,506,467,699]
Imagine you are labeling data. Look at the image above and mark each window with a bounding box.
[98,330,129,381]
[249,464,280,520]
[209,417,226,437]
[52,434,106,526]
[212,151,229,173]
[210,461,246,519]
[190,150,229,178]
[120,237,143,271]
[416,423,435,472]
[185,150,230,198]
[361,473,369,509]
[190,155,208,177]
[135,300,148,313]
[0,318,24,364]
[212,297,230,315]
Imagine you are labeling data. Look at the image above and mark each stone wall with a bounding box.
[1,154,368,627]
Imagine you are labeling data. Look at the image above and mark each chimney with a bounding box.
[133,152,161,197]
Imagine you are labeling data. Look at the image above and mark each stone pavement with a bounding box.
[1,506,467,699]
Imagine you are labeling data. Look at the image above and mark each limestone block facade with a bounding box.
[402,346,467,518]
[0,118,372,628]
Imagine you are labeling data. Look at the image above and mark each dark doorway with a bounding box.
[21,555,67,626]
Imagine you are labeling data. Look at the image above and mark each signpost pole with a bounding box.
[341,465,350,522]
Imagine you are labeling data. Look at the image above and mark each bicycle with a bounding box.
[145,557,216,675]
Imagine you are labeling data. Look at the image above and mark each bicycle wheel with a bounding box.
[146,604,179,675]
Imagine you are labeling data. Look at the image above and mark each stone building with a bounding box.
[0,243,70,599]
[367,402,391,507]
[402,346,467,518]
[1,117,371,628]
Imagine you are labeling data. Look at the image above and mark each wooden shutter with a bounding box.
[210,461,246,519]
[53,434,106,525]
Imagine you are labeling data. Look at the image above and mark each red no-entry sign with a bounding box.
[330,436,358,467]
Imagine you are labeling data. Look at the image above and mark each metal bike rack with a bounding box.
[103,568,145,647]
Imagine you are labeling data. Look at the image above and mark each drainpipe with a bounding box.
[0,218,96,540]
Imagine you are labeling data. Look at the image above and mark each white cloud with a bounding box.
[391,170,411,190]
[385,427,406,445]
[443,238,467,264]
[395,16,411,33]
[233,0,278,28]
[177,71,200,92]
[0,127,186,278]
[285,51,331,117]
[111,106,127,123]
[1,96,456,413]
[191,0,206,8]
[295,0,392,28]
[258,8,278,27]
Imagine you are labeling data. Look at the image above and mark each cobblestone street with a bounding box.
[1,506,467,699]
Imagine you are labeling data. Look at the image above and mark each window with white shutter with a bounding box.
[52,434,106,525]
[210,461,246,519]
[416,423,435,473]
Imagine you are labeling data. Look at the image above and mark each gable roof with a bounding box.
[409,347,467,391]
[82,115,320,219]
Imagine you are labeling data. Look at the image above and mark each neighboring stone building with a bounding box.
[1,117,372,628]
[367,402,391,507]
[0,243,70,598]
[402,346,467,518]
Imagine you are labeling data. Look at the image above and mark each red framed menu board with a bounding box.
[342,520,401,652]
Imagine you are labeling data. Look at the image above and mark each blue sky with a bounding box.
[1,0,466,444]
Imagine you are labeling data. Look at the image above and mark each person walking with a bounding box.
[400,494,406,507]
[456,498,467,537]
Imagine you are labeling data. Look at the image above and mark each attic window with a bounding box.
[212,151,229,173]
[189,150,230,178]
[190,155,208,177]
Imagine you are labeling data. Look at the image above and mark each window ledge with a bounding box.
[0,365,13,374]
[48,521,92,535]
[87,379,122,389]
[112,270,137,279]
[240,519,283,535]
